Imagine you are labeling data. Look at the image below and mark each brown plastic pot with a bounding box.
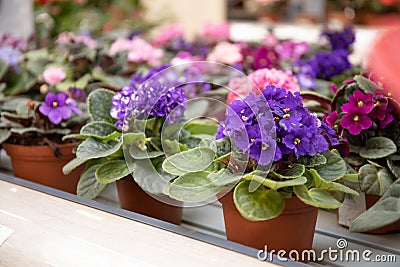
[116,176,183,225]
[365,194,400,234]
[220,192,318,256]
[2,143,83,194]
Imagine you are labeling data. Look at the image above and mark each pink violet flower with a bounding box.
[202,22,231,41]
[108,38,135,56]
[340,112,372,135]
[57,32,97,49]
[153,24,185,46]
[263,33,279,47]
[342,90,374,114]
[226,68,300,104]
[127,37,163,67]
[42,67,66,86]
[206,41,242,65]
[170,52,197,65]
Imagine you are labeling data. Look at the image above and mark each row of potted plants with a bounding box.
[0,23,399,260]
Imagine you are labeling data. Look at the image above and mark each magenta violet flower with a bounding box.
[341,90,374,114]
[39,92,81,125]
[340,112,372,135]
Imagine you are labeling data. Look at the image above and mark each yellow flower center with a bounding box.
[274,116,280,121]
[283,114,290,119]
[262,144,268,150]
[374,101,380,107]
[353,115,359,122]
[241,115,248,121]
[294,138,301,145]
[276,137,281,143]
[357,101,363,107]
[283,108,290,113]
[52,101,58,107]
[388,92,392,97]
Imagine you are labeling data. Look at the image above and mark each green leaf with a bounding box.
[162,147,215,176]
[81,121,117,136]
[168,171,223,202]
[293,185,342,209]
[208,169,242,186]
[359,164,394,196]
[77,162,108,199]
[342,173,359,183]
[0,60,8,79]
[162,139,186,156]
[315,150,347,182]
[387,155,400,179]
[129,145,164,159]
[354,75,378,93]
[296,154,327,167]
[63,157,87,175]
[184,119,219,135]
[271,163,305,179]
[95,160,130,184]
[0,129,11,143]
[308,169,358,195]
[350,178,400,232]
[359,137,397,159]
[233,180,284,221]
[132,158,176,195]
[244,174,307,190]
[76,137,122,160]
[87,89,115,123]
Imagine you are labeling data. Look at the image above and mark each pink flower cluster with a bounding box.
[202,23,231,41]
[42,66,66,85]
[109,37,163,67]
[226,68,300,104]
[152,24,185,46]
[57,32,97,49]
[207,41,242,65]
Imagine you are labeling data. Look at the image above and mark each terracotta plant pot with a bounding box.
[220,192,318,256]
[116,176,183,225]
[365,194,400,234]
[2,143,83,194]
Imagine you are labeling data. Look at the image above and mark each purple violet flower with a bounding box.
[67,87,87,102]
[39,92,81,124]
[321,25,355,51]
[369,95,394,129]
[251,46,279,70]
[217,85,337,164]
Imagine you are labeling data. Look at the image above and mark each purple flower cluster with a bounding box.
[339,90,394,135]
[217,85,338,164]
[110,69,188,130]
[39,92,82,125]
[321,25,355,51]
[296,49,352,86]
[0,46,21,69]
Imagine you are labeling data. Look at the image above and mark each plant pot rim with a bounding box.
[2,142,79,159]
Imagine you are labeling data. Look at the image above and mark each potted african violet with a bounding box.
[162,85,357,255]
[62,65,214,224]
[324,74,400,234]
[0,90,87,193]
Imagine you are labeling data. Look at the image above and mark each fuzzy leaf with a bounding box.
[387,155,400,179]
[168,171,223,202]
[76,137,122,160]
[132,157,175,195]
[315,150,347,182]
[233,180,284,221]
[95,160,130,184]
[87,89,115,123]
[271,163,305,179]
[308,169,358,195]
[359,137,397,159]
[209,169,242,186]
[77,162,108,199]
[63,157,87,175]
[296,154,327,167]
[359,164,394,196]
[162,147,215,176]
[81,121,117,136]
[354,75,378,93]
[350,178,400,232]
[244,174,307,190]
[293,185,342,209]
